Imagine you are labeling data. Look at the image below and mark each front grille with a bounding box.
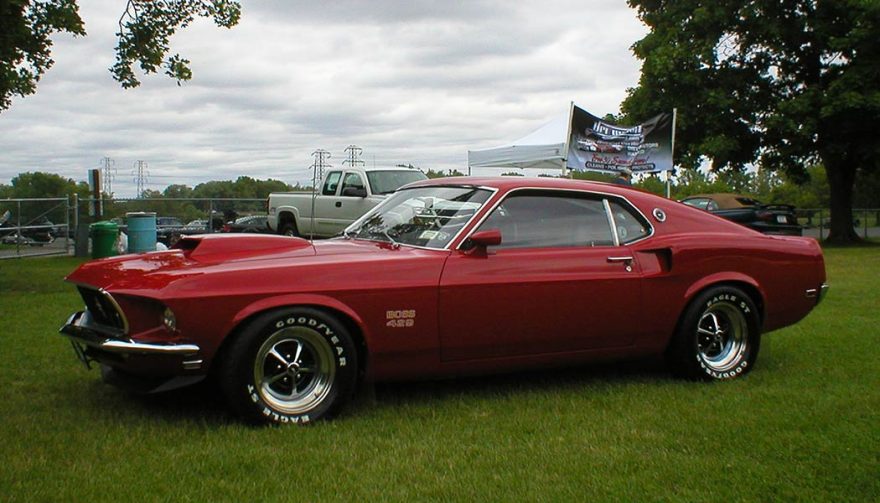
[78,286,127,332]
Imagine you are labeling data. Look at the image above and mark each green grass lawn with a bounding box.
[1,249,878,502]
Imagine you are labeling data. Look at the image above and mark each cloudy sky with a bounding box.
[0,1,648,197]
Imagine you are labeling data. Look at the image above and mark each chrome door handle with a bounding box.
[607,256,634,272]
[606,256,633,263]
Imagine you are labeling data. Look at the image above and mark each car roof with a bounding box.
[683,193,760,209]
[333,166,424,173]
[407,175,649,197]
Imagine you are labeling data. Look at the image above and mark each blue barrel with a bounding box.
[126,212,157,253]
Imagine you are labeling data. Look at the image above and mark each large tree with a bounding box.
[0,0,240,111]
[623,1,880,243]
[1,170,88,198]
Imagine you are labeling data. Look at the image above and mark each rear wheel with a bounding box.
[219,307,358,425]
[279,220,298,237]
[667,286,761,381]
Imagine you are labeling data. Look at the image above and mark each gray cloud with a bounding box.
[0,0,647,196]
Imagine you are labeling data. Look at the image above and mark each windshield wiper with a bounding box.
[366,226,399,248]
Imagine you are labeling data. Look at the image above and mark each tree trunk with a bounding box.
[824,159,861,244]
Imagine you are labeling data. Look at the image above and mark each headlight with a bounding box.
[162,307,177,332]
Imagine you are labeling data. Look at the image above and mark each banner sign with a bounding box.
[566,106,673,174]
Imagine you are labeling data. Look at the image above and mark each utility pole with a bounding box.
[309,149,332,241]
[311,149,332,186]
[99,157,116,195]
[343,145,365,168]
[132,160,149,198]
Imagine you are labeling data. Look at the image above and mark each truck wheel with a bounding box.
[279,221,298,237]
[219,307,358,425]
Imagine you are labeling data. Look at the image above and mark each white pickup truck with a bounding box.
[267,166,428,238]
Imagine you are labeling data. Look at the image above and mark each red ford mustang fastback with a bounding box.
[61,177,828,424]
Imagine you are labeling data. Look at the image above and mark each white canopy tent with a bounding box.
[466,113,570,173]
[467,103,676,184]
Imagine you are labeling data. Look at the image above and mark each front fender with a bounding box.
[230,293,371,345]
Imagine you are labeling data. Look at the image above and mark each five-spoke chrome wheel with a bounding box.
[254,327,335,415]
[220,307,358,425]
[667,286,760,381]
[696,302,748,373]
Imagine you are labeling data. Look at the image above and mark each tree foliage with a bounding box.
[623,0,880,243]
[0,171,89,224]
[0,0,240,111]
[424,168,465,179]
[111,0,241,88]
[0,0,86,111]
[0,171,89,199]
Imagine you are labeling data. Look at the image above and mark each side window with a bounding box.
[706,200,719,211]
[607,199,650,244]
[477,191,614,249]
[322,171,342,196]
[340,172,365,194]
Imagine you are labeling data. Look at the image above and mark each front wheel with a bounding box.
[667,286,761,381]
[219,308,358,425]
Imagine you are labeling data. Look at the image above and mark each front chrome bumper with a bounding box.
[60,311,200,357]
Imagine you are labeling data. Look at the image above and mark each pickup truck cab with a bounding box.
[267,166,427,238]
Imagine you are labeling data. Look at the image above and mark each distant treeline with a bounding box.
[2,166,879,221]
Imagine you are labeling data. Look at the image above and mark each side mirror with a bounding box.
[462,229,502,257]
[342,187,367,198]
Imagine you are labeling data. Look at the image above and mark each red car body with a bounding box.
[61,177,827,424]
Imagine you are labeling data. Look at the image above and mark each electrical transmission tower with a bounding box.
[311,149,332,187]
[343,145,365,168]
[99,157,116,195]
[132,160,149,198]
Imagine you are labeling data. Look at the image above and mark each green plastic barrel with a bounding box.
[90,221,119,259]
[126,212,157,253]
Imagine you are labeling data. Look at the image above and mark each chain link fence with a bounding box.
[0,197,71,259]
[797,208,880,240]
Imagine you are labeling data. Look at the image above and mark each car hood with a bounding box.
[66,234,396,294]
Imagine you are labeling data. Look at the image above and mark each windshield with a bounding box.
[346,186,493,249]
[366,170,428,195]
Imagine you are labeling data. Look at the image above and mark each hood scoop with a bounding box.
[174,234,314,261]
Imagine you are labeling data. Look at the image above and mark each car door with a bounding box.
[309,171,343,236]
[327,171,374,235]
[438,189,649,362]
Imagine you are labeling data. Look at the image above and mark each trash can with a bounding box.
[126,212,157,253]
[90,221,119,259]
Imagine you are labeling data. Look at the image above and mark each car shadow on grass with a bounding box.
[359,357,674,414]
[68,358,676,426]
[75,377,233,427]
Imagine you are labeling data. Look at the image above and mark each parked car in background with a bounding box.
[179,219,210,235]
[222,215,269,233]
[156,216,184,245]
[0,211,56,244]
[681,193,802,236]
[60,177,827,425]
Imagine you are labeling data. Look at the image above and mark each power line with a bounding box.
[132,160,149,198]
[343,145,365,168]
[99,157,116,194]
[311,149,332,186]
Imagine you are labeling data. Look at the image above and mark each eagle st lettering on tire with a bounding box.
[220,307,358,425]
